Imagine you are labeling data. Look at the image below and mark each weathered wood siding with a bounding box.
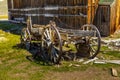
[7,0,98,29]
[116,0,120,30]
[93,0,119,36]
[93,5,110,36]
[110,1,117,34]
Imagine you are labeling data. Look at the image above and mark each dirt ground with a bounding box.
[43,67,120,80]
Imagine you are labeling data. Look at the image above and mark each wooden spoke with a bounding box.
[41,23,62,64]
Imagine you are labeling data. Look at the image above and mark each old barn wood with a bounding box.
[93,0,119,36]
[116,0,120,31]
[7,0,98,28]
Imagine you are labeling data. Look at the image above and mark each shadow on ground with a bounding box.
[0,20,25,35]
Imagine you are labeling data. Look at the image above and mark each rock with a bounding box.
[111,68,118,77]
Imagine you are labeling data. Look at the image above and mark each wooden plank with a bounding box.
[87,0,92,24]
[111,68,118,77]
[110,0,117,34]
[58,27,95,36]
[93,5,110,36]
[116,0,120,30]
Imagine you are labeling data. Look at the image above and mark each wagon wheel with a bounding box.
[41,22,62,64]
[21,28,31,50]
[81,24,101,59]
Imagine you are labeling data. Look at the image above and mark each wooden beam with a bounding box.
[116,0,120,30]
[87,0,92,24]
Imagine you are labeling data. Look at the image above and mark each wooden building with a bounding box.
[7,0,119,36]
[93,0,119,36]
[7,0,98,28]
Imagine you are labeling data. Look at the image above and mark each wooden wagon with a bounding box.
[21,16,101,64]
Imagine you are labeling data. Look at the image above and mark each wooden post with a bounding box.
[87,0,92,24]
[87,0,99,24]
[116,0,120,30]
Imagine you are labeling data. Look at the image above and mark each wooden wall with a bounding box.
[93,5,110,36]
[93,0,119,36]
[7,0,98,29]
[116,0,120,30]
